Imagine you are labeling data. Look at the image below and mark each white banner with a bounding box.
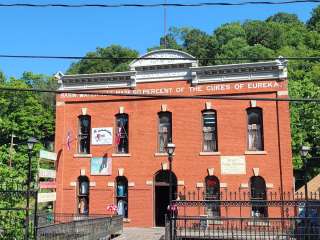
[92,127,113,145]
[39,150,57,161]
[221,156,246,175]
[38,192,56,203]
[39,168,56,179]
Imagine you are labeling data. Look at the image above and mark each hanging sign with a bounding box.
[38,192,56,203]
[39,168,56,179]
[39,150,57,162]
[92,127,113,145]
[39,181,57,189]
[221,156,246,175]
[91,157,112,175]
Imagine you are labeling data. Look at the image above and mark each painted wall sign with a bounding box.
[221,156,246,175]
[39,181,57,189]
[60,80,284,99]
[38,192,56,203]
[39,168,56,179]
[92,127,113,145]
[91,157,112,175]
[39,150,57,161]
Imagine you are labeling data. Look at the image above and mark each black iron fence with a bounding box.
[0,180,124,239]
[171,216,320,240]
[166,191,320,240]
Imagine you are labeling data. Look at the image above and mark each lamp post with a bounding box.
[300,145,310,235]
[25,137,37,240]
[165,142,175,240]
[300,146,310,201]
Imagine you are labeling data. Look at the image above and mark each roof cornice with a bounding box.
[58,55,287,90]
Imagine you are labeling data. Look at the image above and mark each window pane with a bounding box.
[202,111,217,152]
[116,176,128,218]
[79,116,91,154]
[247,108,263,151]
[116,114,129,153]
[205,176,220,217]
[158,112,172,152]
[250,176,267,217]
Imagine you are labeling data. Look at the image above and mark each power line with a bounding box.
[0,86,319,103]
[1,54,320,61]
[0,1,320,8]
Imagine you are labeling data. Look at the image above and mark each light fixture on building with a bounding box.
[300,145,310,157]
[165,142,176,156]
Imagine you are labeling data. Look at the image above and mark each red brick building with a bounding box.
[54,49,293,227]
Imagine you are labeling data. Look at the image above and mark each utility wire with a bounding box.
[1,54,320,61]
[0,86,319,103]
[0,1,320,8]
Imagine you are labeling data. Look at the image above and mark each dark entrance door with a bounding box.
[154,170,177,226]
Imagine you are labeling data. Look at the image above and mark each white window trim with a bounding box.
[199,152,221,156]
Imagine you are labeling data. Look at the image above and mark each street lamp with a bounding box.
[300,145,310,229]
[25,137,37,240]
[300,146,310,201]
[165,142,175,240]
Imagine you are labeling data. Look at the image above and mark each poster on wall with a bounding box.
[91,157,112,175]
[92,127,113,145]
[221,156,246,175]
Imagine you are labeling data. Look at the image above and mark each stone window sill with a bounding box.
[247,220,269,226]
[210,220,223,225]
[199,152,221,156]
[73,154,92,158]
[112,153,131,157]
[154,153,175,157]
[245,151,267,155]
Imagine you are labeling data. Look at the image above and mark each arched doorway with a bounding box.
[77,176,89,215]
[205,175,220,217]
[116,176,128,218]
[250,176,268,217]
[154,170,177,226]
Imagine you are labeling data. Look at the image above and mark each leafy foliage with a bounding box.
[67,45,138,74]
[0,73,55,238]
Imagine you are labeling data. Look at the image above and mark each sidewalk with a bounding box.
[112,227,165,240]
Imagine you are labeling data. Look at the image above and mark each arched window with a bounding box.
[116,176,128,218]
[78,115,91,154]
[250,176,268,217]
[205,175,220,217]
[78,176,89,215]
[115,113,129,153]
[247,108,264,151]
[158,112,172,153]
[202,110,218,152]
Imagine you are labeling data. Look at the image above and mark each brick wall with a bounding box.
[55,79,293,227]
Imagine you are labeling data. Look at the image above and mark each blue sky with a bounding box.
[0,0,318,78]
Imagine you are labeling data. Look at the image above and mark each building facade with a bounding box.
[55,49,293,227]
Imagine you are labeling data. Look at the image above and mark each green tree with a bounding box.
[67,45,139,74]
[0,70,5,84]
[267,12,302,25]
[0,74,54,238]
[307,5,320,32]
[243,20,286,50]
[214,22,246,46]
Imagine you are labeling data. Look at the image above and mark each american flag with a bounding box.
[115,127,121,145]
